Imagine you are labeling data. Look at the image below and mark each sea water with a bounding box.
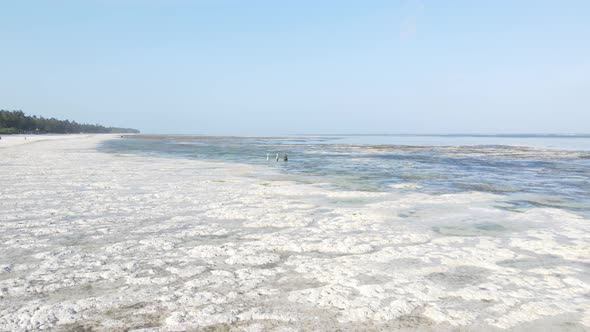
[100,134,590,217]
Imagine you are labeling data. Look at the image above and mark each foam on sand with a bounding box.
[0,135,589,331]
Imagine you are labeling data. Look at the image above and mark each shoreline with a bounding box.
[0,135,589,331]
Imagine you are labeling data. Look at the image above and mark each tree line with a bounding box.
[0,110,140,134]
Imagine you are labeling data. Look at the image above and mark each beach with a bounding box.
[1,135,589,331]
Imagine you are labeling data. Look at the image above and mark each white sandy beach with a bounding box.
[1,135,589,331]
[0,134,96,148]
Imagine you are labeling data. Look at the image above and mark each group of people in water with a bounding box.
[267,153,288,162]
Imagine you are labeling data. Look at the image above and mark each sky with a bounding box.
[1,0,589,135]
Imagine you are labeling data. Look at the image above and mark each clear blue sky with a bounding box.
[1,1,589,134]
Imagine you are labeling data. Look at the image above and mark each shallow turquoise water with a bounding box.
[100,135,590,216]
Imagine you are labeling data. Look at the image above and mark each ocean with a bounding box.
[100,134,590,218]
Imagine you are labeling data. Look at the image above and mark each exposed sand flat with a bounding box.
[0,136,589,331]
[0,134,100,148]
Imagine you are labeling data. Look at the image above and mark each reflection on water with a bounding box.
[100,135,590,216]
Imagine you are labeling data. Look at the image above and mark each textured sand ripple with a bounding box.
[0,135,589,331]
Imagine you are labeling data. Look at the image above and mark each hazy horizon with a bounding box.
[2,1,589,135]
[131,132,590,136]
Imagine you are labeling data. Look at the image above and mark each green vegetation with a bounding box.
[0,110,139,134]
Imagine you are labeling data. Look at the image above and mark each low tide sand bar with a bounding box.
[1,135,589,331]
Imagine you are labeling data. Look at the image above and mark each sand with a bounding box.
[0,134,95,148]
[0,135,589,331]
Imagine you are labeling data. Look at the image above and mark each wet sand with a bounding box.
[0,135,589,331]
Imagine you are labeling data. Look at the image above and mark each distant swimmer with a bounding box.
[275,153,279,162]
[266,153,270,161]
[283,153,288,162]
